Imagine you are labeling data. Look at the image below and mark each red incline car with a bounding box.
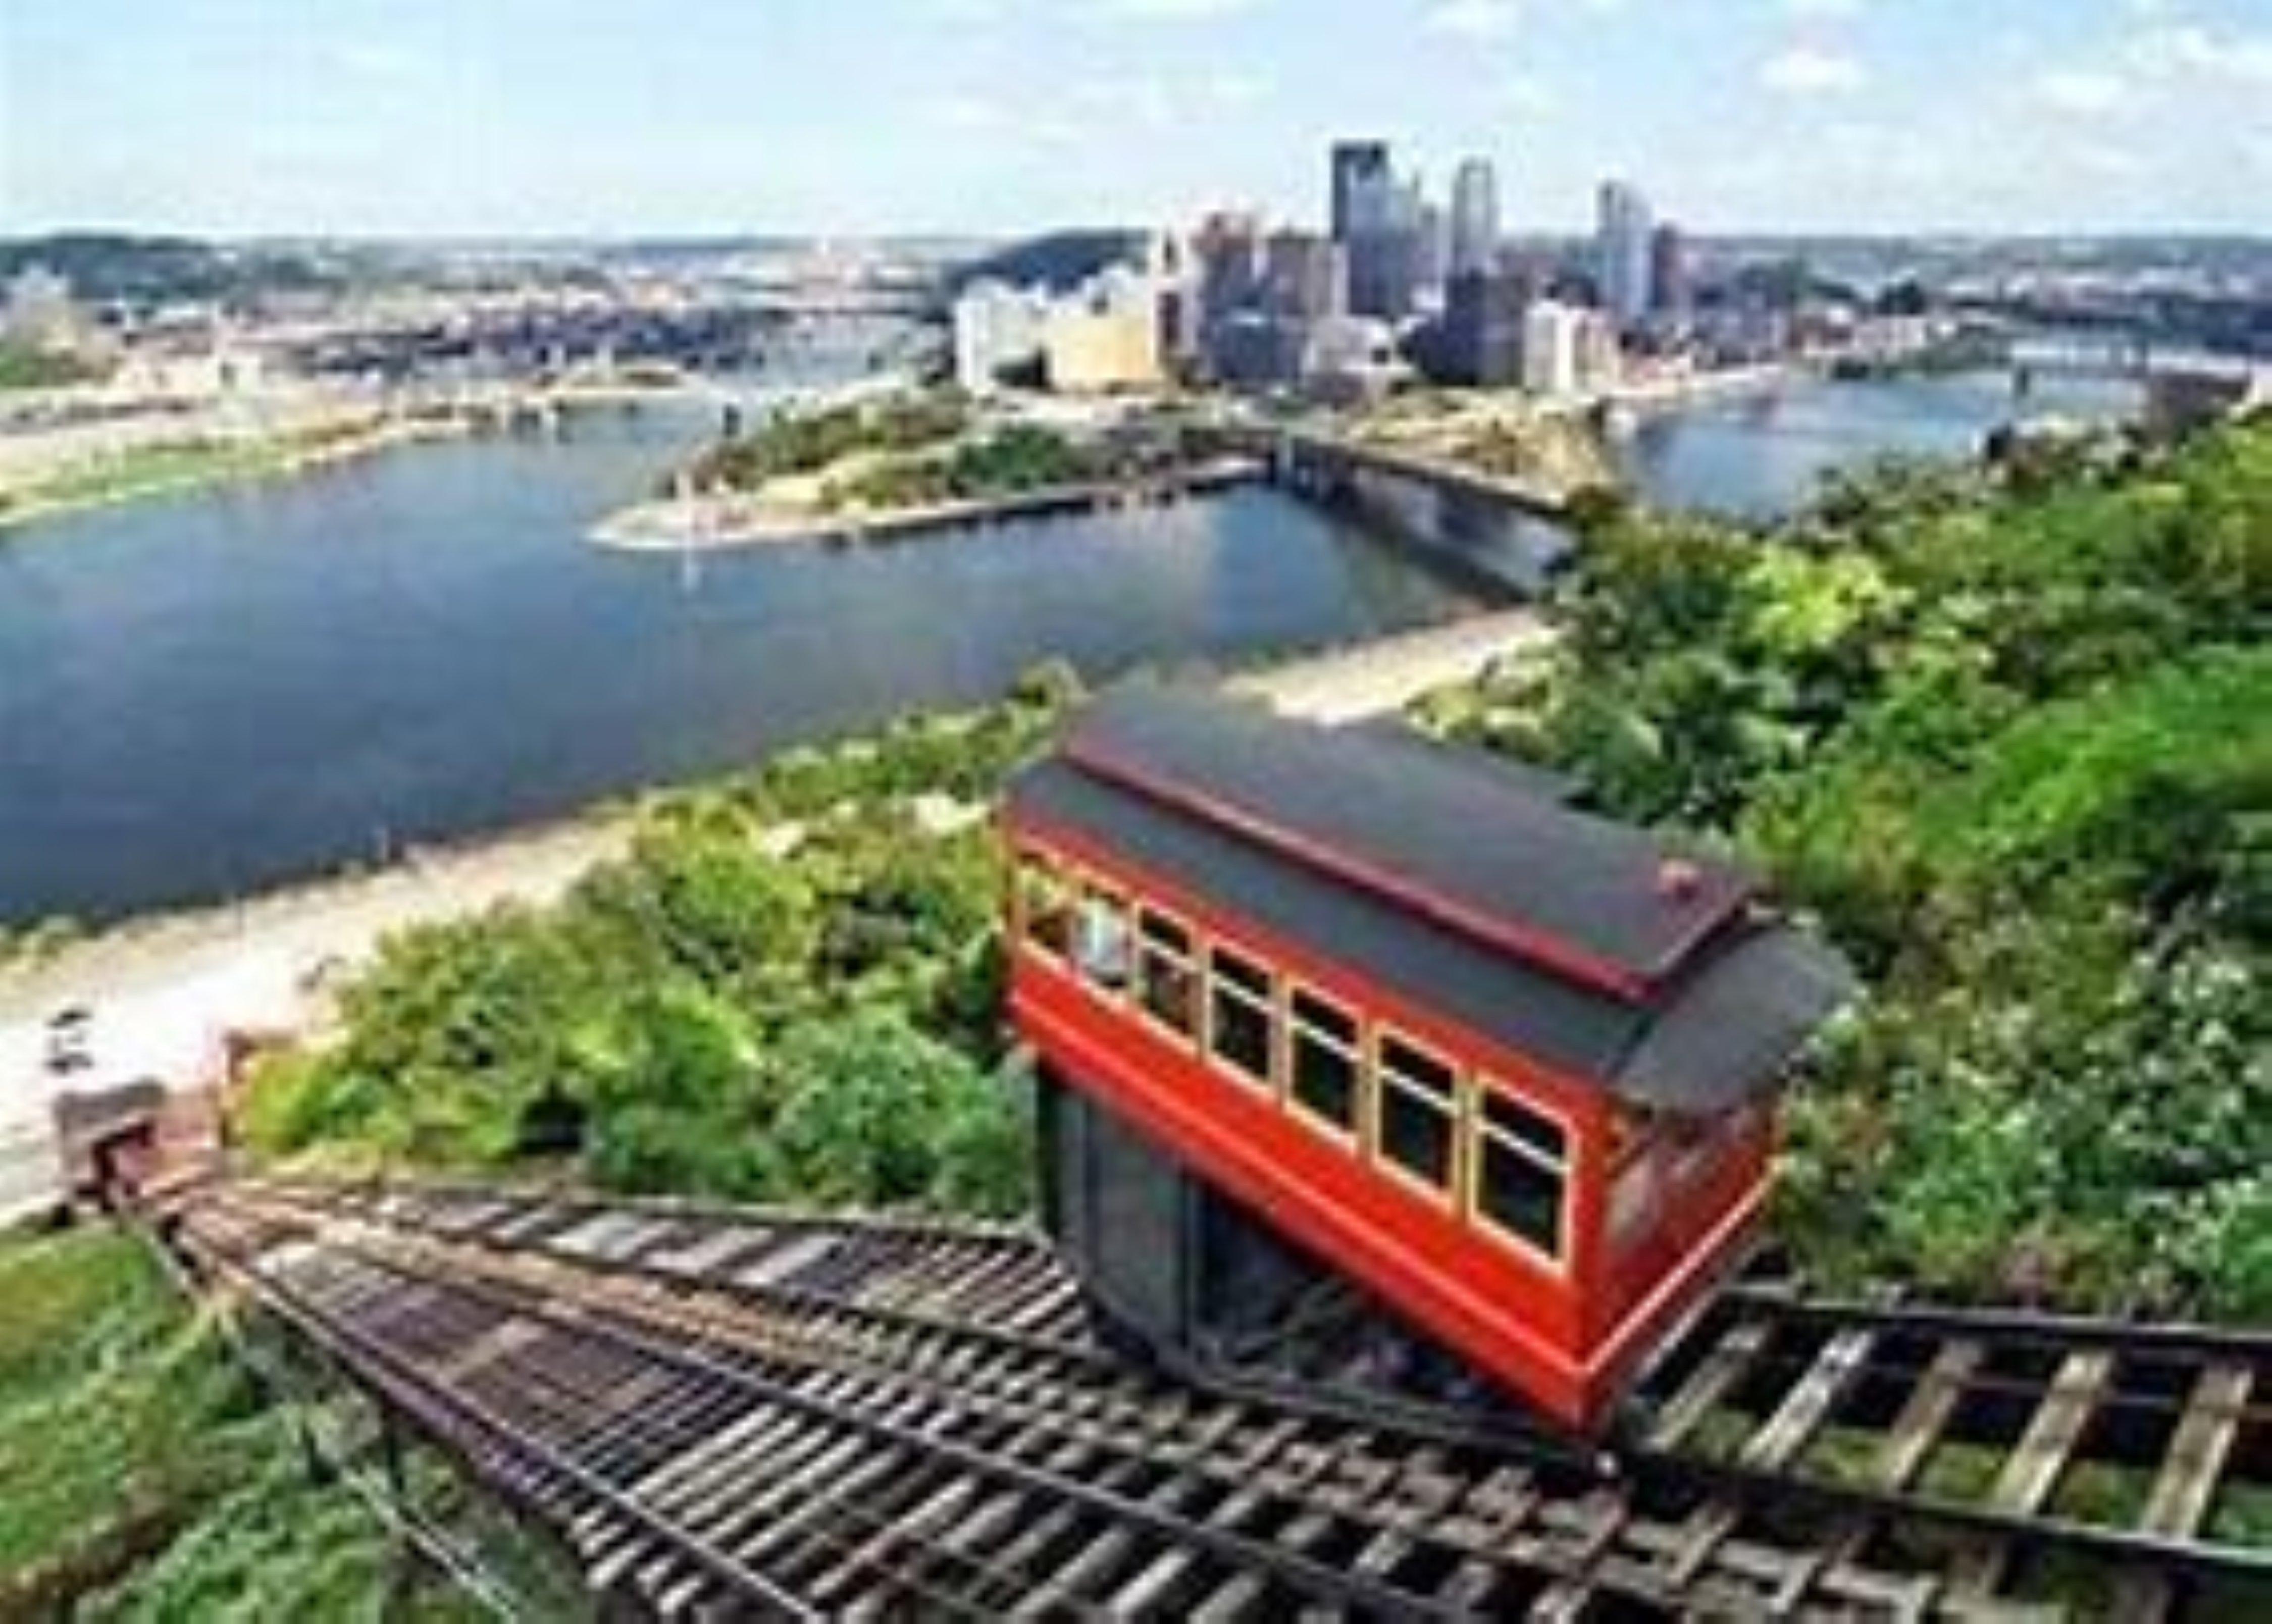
[1005,683,1852,1432]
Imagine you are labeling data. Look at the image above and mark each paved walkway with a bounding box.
[1238,609,1552,723]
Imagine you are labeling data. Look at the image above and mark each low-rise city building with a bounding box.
[1043,264,1166,393]
[1302,315,1409,405]
[3,265,87,353]
[1438,269,1528,388]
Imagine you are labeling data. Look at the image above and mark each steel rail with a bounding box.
[186,1188,1929,1616]
[189,1175,2272,1612]
[179,1211,828,1621]
[201,1213,1515,1620]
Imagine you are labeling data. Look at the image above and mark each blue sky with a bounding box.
[5,0,2270,237]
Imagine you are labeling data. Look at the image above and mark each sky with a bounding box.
[4,0,2270,239]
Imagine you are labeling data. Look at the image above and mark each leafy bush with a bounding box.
[762,1009,1029,1213]
[1438,419,2272,1317]
[241,689,1066,1220]
[682,391,970,493]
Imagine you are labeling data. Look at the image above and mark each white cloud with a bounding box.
[325,41,429,81]
[1503,71,1559,116]
[1426,0,1522,41]
[1197,69,1271,110]
[924,0,1015,21]
[936,67,1268,147]
[2129,24,2272,88]
[1094,0,1260,17]
[2031,68,2133,117]
[2070,141,2147,181]
[931,93,1077,146]
[1760,45,1868,95]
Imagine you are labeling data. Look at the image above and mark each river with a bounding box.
[0,364,2142,926]
[0,399,1475,924]
[1616,368,2143,518]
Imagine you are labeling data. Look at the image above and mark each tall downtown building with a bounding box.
[1596,179,1655,330]
[1449,158,1500,279]
[1331,140,1428,322]
[1329,141,1392,242]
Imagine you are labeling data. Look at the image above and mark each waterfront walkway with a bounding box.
[1234,608,1551,723]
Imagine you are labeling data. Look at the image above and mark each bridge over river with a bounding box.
[1997,335,2268,429]
[1189,420,1584,600]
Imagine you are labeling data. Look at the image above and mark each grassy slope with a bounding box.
[0,1223,452,1619]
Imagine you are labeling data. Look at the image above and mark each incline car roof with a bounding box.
[1007,684,1854,1112]
[1055,683,1749,996]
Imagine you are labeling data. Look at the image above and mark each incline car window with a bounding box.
[1018,855,1074,961]
[1207,946,1275,1087]
[1475,1085,1569,1264]
[1288,987,1360,1136]
[1136,908,1198,1039]
[1074,880,1131,994]
[1377,1034,1456,1191]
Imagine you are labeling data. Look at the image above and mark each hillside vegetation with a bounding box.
[1424,421,2271,1316]
[242,674,1075,1216]
[0,1226,432,1618]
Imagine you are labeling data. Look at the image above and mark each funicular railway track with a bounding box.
[167,1175,2270,1619]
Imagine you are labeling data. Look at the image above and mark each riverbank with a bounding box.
[1231,607,1550,723]
[592,454,1264,552]
[0,380,692,534]
[0,817,631,1030]
[1603,360,1810,415]
[0,609,1545,1147]
[0,413,462,532]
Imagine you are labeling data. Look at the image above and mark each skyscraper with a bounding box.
[1330,140,1391,242]
[1192,211,1264,335]
[1332,142,1425,322]
[1596,179,1655,330]
[1263,229,1345,322]
[1416,196,1450,309]
[1648,222,1691,326]
[1449,158,1500,279]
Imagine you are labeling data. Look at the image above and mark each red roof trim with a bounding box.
[1061,735,1658,1004]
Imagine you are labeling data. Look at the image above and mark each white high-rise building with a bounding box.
[1595,179,1655,330]
[1449,159,1500,279]
[952,280,1051,394]
[1522,300,1619,398]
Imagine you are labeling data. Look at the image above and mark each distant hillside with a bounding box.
[0,232,337,304]
[946,228,1146,296]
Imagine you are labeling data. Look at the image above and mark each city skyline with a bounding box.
[6,0,2272,238]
